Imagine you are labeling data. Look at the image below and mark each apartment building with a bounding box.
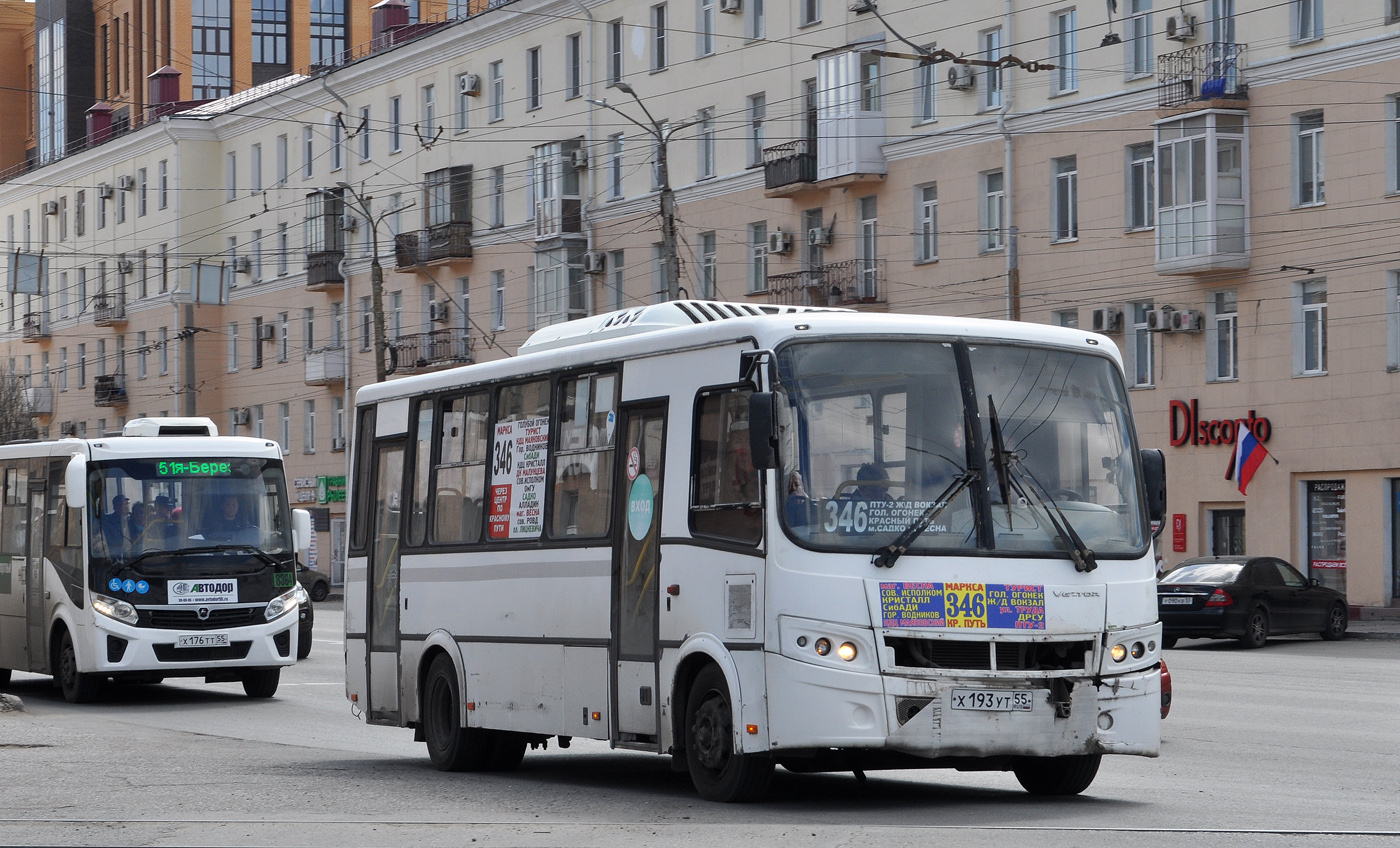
[3,0,1399,605]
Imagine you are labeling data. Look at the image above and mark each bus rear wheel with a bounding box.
[241,668,281,698]
[684,665,773,802]
[423,653,496,772]
[57,631,102,704]
[1013,753,1102,796]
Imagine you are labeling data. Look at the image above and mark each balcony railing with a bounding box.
[1157,42,1247,108]
[94,373,128,407]
[392,329,472,374]
[766,259,887,307]
[306,250,345,289]
[763,139,818,191]
[93,293,126,326]
[22,312,49,341]
[394,221,474,268]
[304,346,347,385]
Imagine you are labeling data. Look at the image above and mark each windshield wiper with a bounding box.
[872,471,977,569]
[116,544,281,571]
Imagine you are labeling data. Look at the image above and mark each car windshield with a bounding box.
[1161,562,1245,584]
[775,339,1146,558]
[87,456,293,570]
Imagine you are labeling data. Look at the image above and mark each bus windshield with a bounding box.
[87,457,294,569]
[776,339,1146,559]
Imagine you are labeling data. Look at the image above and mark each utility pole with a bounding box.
[337,181,409,383]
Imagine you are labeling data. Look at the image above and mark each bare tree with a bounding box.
[0,375,39,443]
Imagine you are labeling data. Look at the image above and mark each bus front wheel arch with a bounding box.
[682,663,773,802]
[54,627,102,704]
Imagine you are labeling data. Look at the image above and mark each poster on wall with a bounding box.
[487,416,550,540]
[1307,481,1346,595]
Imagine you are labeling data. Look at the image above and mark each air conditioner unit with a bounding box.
[234,408,252,426]
[59,420,77,436]
[97,184,114,200]
[807,227,833,247]
[1092,306,1124,334]
[1146,305,1176,333]
[718,0,741,13]
[339,214,359,232]
[42,201,59,215]
[947,64,975,91]
[570,148,588,169]
[428,300,450,323]
[583,251,607,274]
[1171,308,1205,333]
[117,175,136,190]
[1165,14,1197,42]
[258,323,276,341]
[234,256,253,274]
[459,73,481,96]
[331,436,347,452]
[767,230,793,255]
[116,259,134,274]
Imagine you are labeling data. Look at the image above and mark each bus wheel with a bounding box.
[0,668,10,688]
[489,732,527,771]
[684,665,773,802]
[58,631,102,704]
[423,653,495,772]
[241,668,281,698]
[1013,754,1102,796]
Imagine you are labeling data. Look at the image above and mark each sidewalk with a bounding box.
[1347,607,1400,641]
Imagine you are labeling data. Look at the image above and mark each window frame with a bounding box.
[1294,110,1325,207]
[1207,288,1239,382]
[689,383,764,546]
[1051,155,1079,243]
[1051,8,1078,95]
[915,183,938,263]
[1126,142,1155,231]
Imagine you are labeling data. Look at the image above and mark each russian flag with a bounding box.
[1225,422,1271,495]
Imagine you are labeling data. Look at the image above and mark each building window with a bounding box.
[329,117,344,171]
[302,125,314,179]
[249,145,262,194]
[226,152,237,201]
[916,184,938,262]
[1052,156,1078,242]
[526,49,541,110]
[279,312,289,361]
[489,61,504,121]
[1129,302,1154,387]
[1156,112,1248,268]
[981,27,1003,110]
[192,0,232,99]
[747,0,765,39]
[390,95,403,151]
[1127,142,1155,230]
[278,403,291,454]
[608,134,625,199]
[492,270,506,330]
[608,20,624,85]
[274,137,287,186]
[425,167,471,227]
[1294,0,1322,42]
[252,317,265,368]
[698,0,715,56]
[699,232,716,299]
[1296,279,1327,375]
[277,224,289,275]
[981,170,1005,252]
[1054,310,1079,328]
[490,166,505,226]
[1388,270,1400,371]
[160,159,171,210]
[359,296,372,350]
[1295,111,1325,206]
[455,76,471,133]
[359,106,372,159]
[857,196,878,298]
[137,168,148,216]
[565,34,582,99]
[800,0,820,26]
[748,93,766,167]
[252,0,290,77]
[304,400,316,453]
[1052,9,1077,94]
[697,109,716,179]
[1208,289,1239,381]
[915,50,936,124]
[227,322,239,372]
[1127,0,1153,77]
[310,0,348,65]
[748,222,767,293]
[651,5,668,71]
[421,83,436,133]
[609,250,625,311]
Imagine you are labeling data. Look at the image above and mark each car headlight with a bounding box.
[93,594,139,626]
[265,588,299,621]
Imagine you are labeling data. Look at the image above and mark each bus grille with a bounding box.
[152,641,253,662]
[895,697,935,726]
[886,636,1092,672]
[142,607,264,630]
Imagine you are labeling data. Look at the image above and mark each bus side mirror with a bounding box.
[65,453,87,510]
[292,508,312,553]
[748,392,777,471]
[1140,448,1166,527]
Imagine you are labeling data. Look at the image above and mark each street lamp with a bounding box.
[587,84,696,302]
[335,180,410,383]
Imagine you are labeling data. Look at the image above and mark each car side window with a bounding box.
[1274,561,1308,587]
[1252,561,1284,586]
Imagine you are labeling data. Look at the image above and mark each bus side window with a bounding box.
[690,387,762,545]
[349,406,376,554]
[551,373,616,538]
[432,393,489,544]
[407,398,435,547]
[1,466,26,556]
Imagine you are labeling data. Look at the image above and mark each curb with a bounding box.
[1347,630,1400,642]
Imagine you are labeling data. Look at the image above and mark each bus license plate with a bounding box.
[950,689,1033,712]
[176,633,230,649]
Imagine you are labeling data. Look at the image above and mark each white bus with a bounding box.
[344,303,1167,801]
[0,417,312,702]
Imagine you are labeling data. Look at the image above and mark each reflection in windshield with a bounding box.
[776,340,1146,559]
[1160,563,1244,584]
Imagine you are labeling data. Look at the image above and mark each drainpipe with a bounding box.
[159,116,194,415]
[570,0,597,313]
[998,0,1019,321]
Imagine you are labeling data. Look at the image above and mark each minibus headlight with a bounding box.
[93,594,139,626]
[814,638,832,656]
[836,642,858,662]
[265,589,299,621]
[1110,643,1128,663]
[1130,641,1146,659]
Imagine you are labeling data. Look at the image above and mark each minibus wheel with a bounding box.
[423,653,495,771]
[684,664,773,802]
[241,668,281,698]
[1013,753,1102,795]
[58,631,102,704]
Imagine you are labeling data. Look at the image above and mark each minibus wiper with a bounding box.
[115,544,280,572]
[871,472,977,569]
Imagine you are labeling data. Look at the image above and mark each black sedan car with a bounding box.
[1158,556,1348,648]
[297,564,331,602]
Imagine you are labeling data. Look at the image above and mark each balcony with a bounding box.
[306,250,344,290]
[394,221,474,269]
[763,139,818,195]
[392,329,472,374]
[766,259,887,307]
[22,385,53,415]
[22,312,49,341]
[304,347,347,385]
[94,373,128,407]
[93,293,127,326]
[1157,43,1247,110]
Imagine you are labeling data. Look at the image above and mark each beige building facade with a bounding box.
[3,0,1399,605]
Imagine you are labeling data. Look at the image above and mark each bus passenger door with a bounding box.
[366,441,405,724]
[612,402,666,744]
[25,480,46,672]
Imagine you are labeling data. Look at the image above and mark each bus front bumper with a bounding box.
[88,614,298,674]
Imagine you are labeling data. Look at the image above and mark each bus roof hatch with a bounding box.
[122,417,220,437]
[518,300,850,353]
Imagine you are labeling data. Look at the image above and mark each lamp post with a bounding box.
[336,180,407,383]
[588,83,695,302]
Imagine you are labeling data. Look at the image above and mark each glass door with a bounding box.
[367,441,405,723]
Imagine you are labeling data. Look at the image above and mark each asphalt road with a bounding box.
[2,607,1398,848]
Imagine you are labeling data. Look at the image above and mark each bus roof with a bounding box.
[356,302,1122,406]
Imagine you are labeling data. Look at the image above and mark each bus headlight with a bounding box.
[1110,643,1128,663]
[93,595,139,626]
[265,589,299,621]
[836,642,858,662]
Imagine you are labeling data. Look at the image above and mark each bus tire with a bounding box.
[423,653,495,772]
[0,668,10,688]
[684,664,773,803]
[489,732,527,771]
[1013,753,1102,796]
[241,668,281,698]
[58,631,102,704]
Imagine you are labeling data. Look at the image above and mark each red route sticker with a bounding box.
[627,447,641,481]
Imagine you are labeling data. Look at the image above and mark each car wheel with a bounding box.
[684,665,774,802]
[1320,603,1348,641]
[241,668,281,698]
[296,632,312,660]
[1161,636,1178,650]
[1240,607,1269,649]
[422,653,496,771]
[58,631,103,704]
[310,581,329,602]
[1013,754,1102,796]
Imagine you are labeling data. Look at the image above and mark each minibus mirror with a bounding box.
[1139,448,1167,528]
[748,392,777,470]
[65,453,87,510]
[292,508,313,553]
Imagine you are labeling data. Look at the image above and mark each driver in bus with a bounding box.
[102,494,131,554]
[204,495,253,542]
[147,495,181,547]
